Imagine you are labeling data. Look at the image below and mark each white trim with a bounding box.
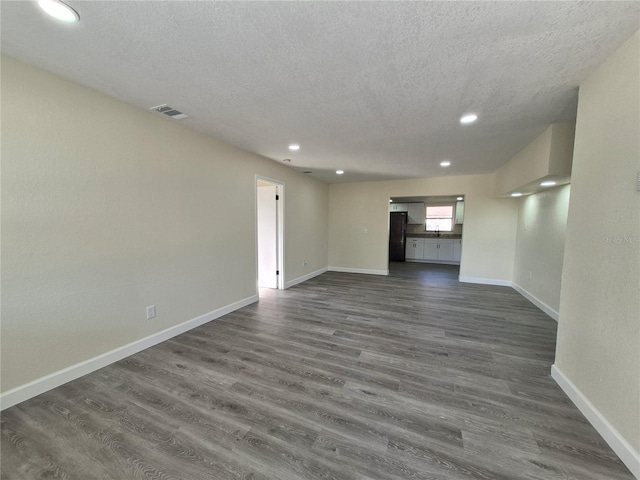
[551,365,640,479]
[328,266,389,276]
[458,276,512,287]
[284,267,328,289]
[0,295,258,411]
[512,283,559,321]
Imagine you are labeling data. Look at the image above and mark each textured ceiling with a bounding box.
[1,1,639,183]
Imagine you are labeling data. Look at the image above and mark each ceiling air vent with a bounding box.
[149,104,189,120]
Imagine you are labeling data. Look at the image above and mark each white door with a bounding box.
[257,184,278,288]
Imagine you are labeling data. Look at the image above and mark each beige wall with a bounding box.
[555,30,640,453]
[494,126,553,195]
[329,175,519,282]
[1,56,329,392]
[513,185,571,315]
[548,123,576,177]
[493,122,575,196]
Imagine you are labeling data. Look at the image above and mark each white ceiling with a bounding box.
[1,1,638,183]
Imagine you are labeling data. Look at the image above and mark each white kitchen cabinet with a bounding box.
[389,203,409,212]
[407,237,461,264]
[423,238,455,262]
[423,239,439,260]
[438,241,454,261]
[455,201,465,224]
[407,203,425,224]
[406,237,424,259]
[453,239,462,262]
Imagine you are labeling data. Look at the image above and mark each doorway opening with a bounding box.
[388,195,464,273]
[256,176,284,291]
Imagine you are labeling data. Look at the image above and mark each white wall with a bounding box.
[555,29,640,464]
[1,56,329,394]
[512,185,571,319]
[329,175,519,283]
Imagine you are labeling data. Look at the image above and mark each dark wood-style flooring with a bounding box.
[1,263,633,479]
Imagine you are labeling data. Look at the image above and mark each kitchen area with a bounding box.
[389,196,464,265]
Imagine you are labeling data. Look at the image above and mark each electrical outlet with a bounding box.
[303,260,308,266]
[528,271,532,280]
[146,305,156,320]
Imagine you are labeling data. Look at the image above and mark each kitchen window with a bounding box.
[426,205,454,232]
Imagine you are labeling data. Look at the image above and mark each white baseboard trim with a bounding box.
[328,266,389,276]
[512,283,559,321]
[406,259,460,265]
[0,294,259,411]
[551,364,640,479]
[284,267,328,289]
[458,276,512,287]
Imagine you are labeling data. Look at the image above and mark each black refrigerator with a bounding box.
[389,212,408,262]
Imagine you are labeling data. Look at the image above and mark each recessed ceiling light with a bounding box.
[460,113,478,124]
[336,170,344,175]
[288,144,300,151]
[540,181,556,187]
[456,197,463,201]
[440,160,451,167]
[511,192,523,197]
[38,0,79,23]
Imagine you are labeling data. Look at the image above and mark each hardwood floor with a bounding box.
[1,263,633,479]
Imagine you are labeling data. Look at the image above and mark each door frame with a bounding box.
[255,175,285,290]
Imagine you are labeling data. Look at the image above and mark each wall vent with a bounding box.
[149,104,189,120]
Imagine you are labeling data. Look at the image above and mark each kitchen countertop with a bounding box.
[407,233,462,239]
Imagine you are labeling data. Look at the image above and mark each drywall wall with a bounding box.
[328,175,518,282]
[513,185,571,318]
[494,126,553,194]
[1,56,329,393]
[555,29,639,458]
[493,123,575,196]
[548,123,576,177]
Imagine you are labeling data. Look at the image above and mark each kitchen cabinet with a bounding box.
[455,201,465,224]
[389,203,409,212]
[407,203,425,224]
[423,239,439,260]
[406,237,461,264]
[423,238,453,261]
[453,239,462,262]
[406,237,424,260]
[438,241,454,261]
